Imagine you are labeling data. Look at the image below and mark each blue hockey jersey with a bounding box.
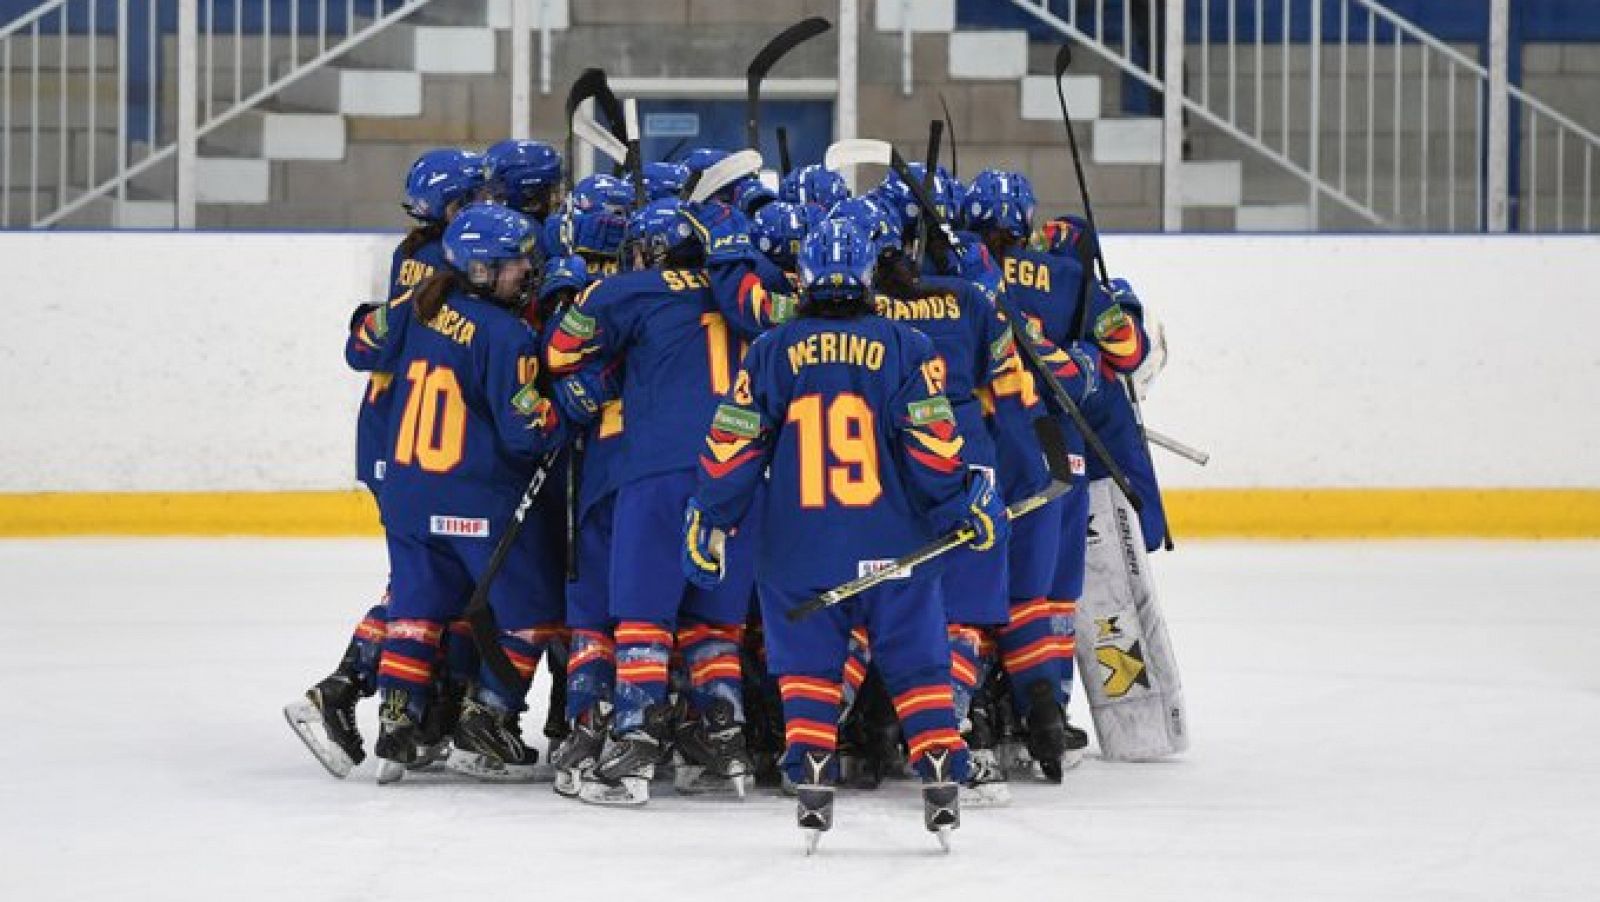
[693,314,974,590]
[354,238,447,493]
[347,287,569,538]
[546,267,744,488]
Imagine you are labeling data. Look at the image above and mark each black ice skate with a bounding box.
[579,704,672,807]
[920,748,962,852]
[374,688,421,784]
[551,709,608,798]
[960,696,1011,806]
[284,673,365,779]
[411,678,463,770]
[448,696,541,783]
[673,699,753,798]
[543,645,572,742]
[1024,680,1070,783]
[794,751,836,856]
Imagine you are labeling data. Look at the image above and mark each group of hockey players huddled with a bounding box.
[284,132,1173,852]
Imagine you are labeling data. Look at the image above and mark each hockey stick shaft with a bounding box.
[785,480,1072,623]
[777,126,793,175]
[938,92,959,179]
[746,17,832,150]
[1145,424,1209,465]
[912,119,943,268]
[463,448,561,694]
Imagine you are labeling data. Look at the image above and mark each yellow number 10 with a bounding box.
[787,393,883,509]
[395,360,467,473]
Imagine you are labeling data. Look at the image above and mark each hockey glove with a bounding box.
[958,469,1010,552]
[551,362,617,429]
[1109,278,1167,400]
[681,497,728,589]
[683,201,756,265]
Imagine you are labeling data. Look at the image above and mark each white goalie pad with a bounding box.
[1077,478,1189,761]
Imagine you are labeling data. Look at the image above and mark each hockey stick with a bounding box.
[787,420,1073,622]
[681,149,764,204]
[776,126,793,175]
[911,119,943,269]
[825,138,1143,511]
[938,92,959,179]
[463,447,563,694]
[746,17,832,151]
[623,99,647,208]
[564,70,610,192]
[572,106,629,167]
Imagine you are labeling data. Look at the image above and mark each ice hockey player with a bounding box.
[964,169,1108,780]
[284,147,484,780]
[546,198,759,806]
[539,183,633,798]
[682,218,1008,853]
[779,163,850,212]
[344,202,606,783]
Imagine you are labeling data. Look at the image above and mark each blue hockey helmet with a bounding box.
[875,163,958,235]
[797,218,877,309]
[634,161,691,201]
[733,175,778,215]
[682,147,729,176]
[442,202,545,305]
[825,194,902,256]
[780,164,849,209]
[624,197,698,268]
[482,139,563,215]
[751,200,820,270]
[964,168,1036,239]
[568,173,632,216]
[403,148,485,223]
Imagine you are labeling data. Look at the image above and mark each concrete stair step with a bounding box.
[276,67,422,117]
[948,30,1029,81]
[344,23,497,74]
[416,0,570,29]
[196,156,272,204]
[875,0,955,33]
[1020,74,1101,122]
[1236,203,1314,231]
[1179,160,1243,208]
[204,110,346,160]
[1092,118,1163,165]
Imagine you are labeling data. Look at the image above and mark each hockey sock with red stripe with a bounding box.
[377,618,445,720]
[341,602,388,695]
[613,620,673,733]
[565,627,616,721]
[999,596,1077,718]
[778,675,844,785]
[678,622,746,720]
[478,626,560,712]
[886,669,971,783]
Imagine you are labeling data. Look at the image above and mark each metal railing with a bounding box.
[1,0,432,228]
[1008,0,1600,232]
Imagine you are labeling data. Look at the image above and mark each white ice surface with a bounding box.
[2,540,1598,901]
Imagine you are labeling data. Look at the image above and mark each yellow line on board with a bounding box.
[0,489,1597,539]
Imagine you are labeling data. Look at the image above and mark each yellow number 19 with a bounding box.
[787,393,883,509]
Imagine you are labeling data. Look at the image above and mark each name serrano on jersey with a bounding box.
[426,303,477,347]
[786,332,886,375]
[874,293,963,322]
[662,269,710,292]
[1002,257,1052,291]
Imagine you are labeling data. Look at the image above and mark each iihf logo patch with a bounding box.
[430,515,489,538]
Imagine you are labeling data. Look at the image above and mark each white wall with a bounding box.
[0,233,1595,493]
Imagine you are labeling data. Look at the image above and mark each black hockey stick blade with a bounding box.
[1054,42,1073,79]
[590,74,627,144]
[938,92,959,179]
[746,17,832,149]
[564,69,611,191]
[777,126,793,175]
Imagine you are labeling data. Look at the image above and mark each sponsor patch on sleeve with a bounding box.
[559,306,596,340]
[712,403,763,438]
[907,396,954,426]
[511,383,542,416]
[1094,305,1130,341]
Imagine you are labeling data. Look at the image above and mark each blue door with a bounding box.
[638,99,835,175]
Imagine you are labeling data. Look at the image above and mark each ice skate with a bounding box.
[1024,680,1070,783]
[920,748,961,852]
[959,748,1012,807]
[672,699,752,798]
[579,705,671,807]
[794,751,836,856]
[448,696,540,783]
[283,673,364,779]
[551,710,608,798]
[374,688,421,785]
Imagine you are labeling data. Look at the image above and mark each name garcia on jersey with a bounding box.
[785,331,886,375]
[426,303,478,347]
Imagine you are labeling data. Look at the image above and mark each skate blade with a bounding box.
[445,749,549,783]
[1061,748,1085,771]
[672,764,749,798]
[935,826,952,853]
[577,776,650,807]
[803,829,823,856]
[406,742,451,771]
[958,782,1013,807]
[283,702,355,780]
[375,759,407,784]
